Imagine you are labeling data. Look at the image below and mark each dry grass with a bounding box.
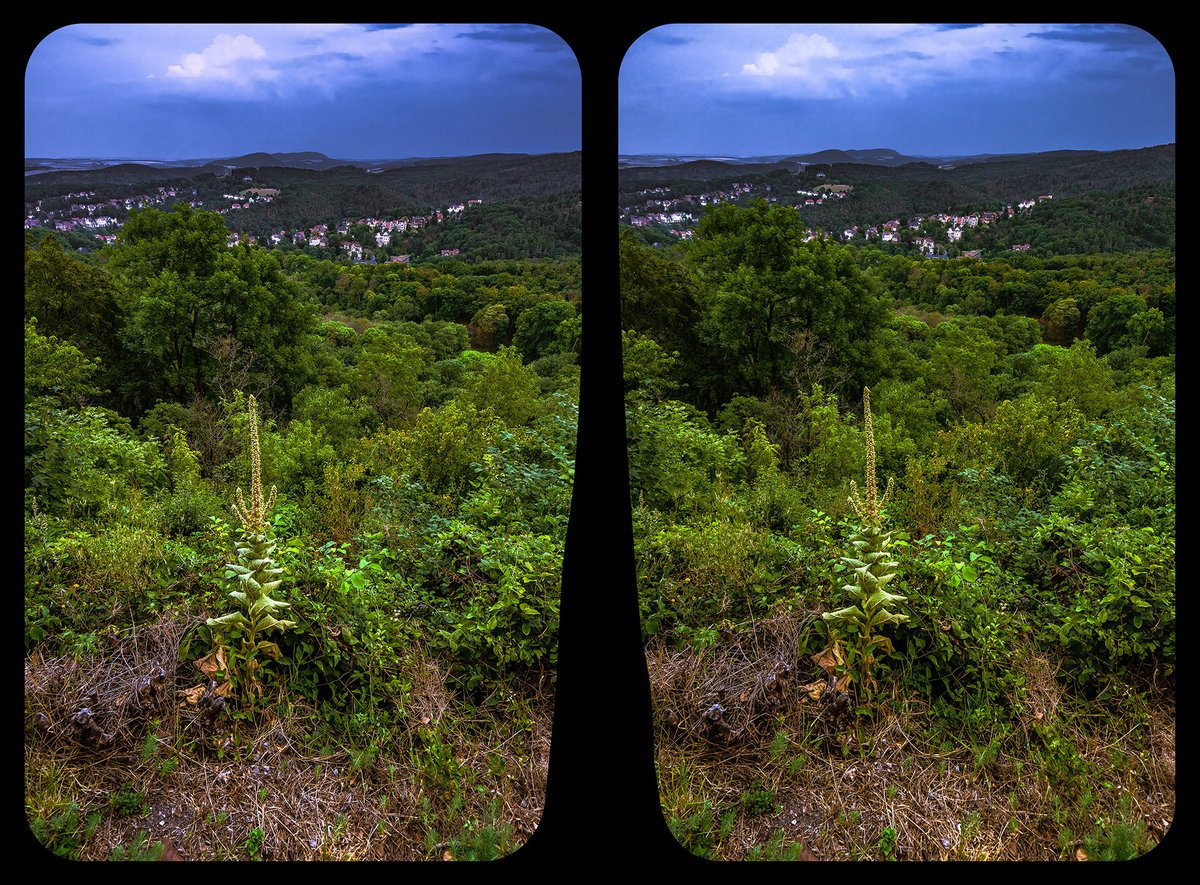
[647,611,1175,861]
[24,610,552,861]
[24,606,1174,862]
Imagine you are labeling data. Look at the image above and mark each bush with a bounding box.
[1031,515,1174,687]
[897,530,1027,731]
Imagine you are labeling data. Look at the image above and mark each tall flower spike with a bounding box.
[848,388,892,526]
[231,395,277,532]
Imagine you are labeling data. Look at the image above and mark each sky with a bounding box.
[619,23,1175,158]
[25,23,581,160]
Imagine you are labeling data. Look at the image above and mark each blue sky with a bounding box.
[25,24,581,160]
[619,24,1175,157]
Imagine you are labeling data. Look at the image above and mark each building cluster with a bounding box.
[24,185,186,237]
[621,173,1055,259]
[28,182,482,259]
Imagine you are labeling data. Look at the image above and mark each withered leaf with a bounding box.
[195,647,228,678]
[801,680,826,702]
[179,684,207,705]
[811,643,844,675]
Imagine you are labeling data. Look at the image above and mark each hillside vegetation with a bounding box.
[24,205,580,860]
[621,200,1174,860]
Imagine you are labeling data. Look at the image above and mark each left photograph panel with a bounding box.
[25,23,581,861]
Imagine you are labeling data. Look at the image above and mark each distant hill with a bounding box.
[621,144,1175,174]
[782,147,925,167]
[618,144,1174,258]
[620,145,1174,206]
[24,162,229,186]
[213,151,345,170]
[24,150,582,185]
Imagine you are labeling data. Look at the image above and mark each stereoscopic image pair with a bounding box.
[25,23,1173,862]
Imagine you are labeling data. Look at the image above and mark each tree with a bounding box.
[109,204,316,411]
[687,201,890,403]
[1084,292,1145,355]
[24,234,125,391]
[350,328,433,428]
[513,299,576,362]
[24,320,162,513]
[619,227,703,357]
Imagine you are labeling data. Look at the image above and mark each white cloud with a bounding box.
[742,32,838,77]
[728,24,1068,99]
[166,33,269,81]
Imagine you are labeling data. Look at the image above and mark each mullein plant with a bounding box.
[207,395,295,702]
[821,388,908,703]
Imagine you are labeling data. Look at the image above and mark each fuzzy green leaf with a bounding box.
[207,611,249,628]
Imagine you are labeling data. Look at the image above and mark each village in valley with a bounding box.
[620,175,1054,256]
[23,179,485,262]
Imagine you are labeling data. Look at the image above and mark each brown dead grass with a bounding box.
[24,610,551,861]
[647,611,1175,861]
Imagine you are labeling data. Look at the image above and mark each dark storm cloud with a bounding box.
[1029,25,1161,49]
[74,35,122,46]
[456,25,568,51]
[644,31,692,46]
[26,24,580,158]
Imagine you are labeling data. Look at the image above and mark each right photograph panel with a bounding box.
[619,23,1175,861]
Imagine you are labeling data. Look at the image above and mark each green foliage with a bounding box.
[1032,514,1174,686]
[983,394,1086,496]
[25,320,165,515]
[292,384,378,454]
[667,800,736,859]
[619,227,704,389]
[876,826,898,860]
[457,347,545,428]
[25,235,123,364]
[242,826,265,860]
[25,405,165,516]
[898,530,1026,732]
[926,321,1003,419]
[28,802,102,859]
[367,399,501,502]
[1084,292,1148,356]
[159,424,225,535]
[1078,796,1156,860]
[794,384,865,491]
[24,318,104,407]
[108,831,165,862]
[443,800,517,861]
[688,201,889,399]
[1030,340,1116,419]
[512,298,576,361]
[429,525,562,689]
[350,328,432,427]
[107,783,148,817]
[109,204,316,408]
[621,331,680,402]
[740,782,777,815]
[626,399,743,516]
